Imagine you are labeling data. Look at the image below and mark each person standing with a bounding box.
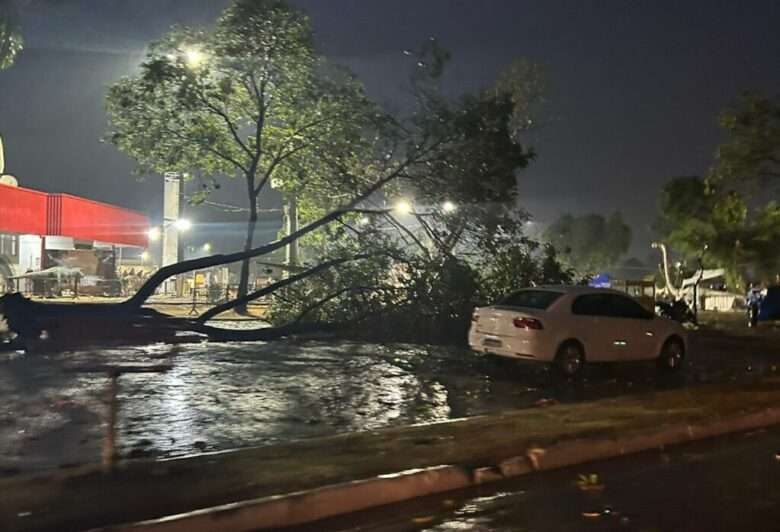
[747,284,763,327]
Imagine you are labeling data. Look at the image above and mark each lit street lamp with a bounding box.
[148,226,161,242]
[394,198,413,215]
[182,46,206,69]
[147,219,190,242]
[174,218,192,232]
[442,200,457,214]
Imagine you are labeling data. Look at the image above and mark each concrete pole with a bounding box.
[285,196,299,268]
[162,173,181,295]
[176,177,186,297]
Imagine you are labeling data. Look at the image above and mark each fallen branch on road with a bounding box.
[195,255,369,323]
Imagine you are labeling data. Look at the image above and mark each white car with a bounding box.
[469,286,687,376]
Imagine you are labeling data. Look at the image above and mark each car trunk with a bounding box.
[474,306,546,337]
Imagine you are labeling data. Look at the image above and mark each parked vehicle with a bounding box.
[748,286,780,327]
[469,286,688,376]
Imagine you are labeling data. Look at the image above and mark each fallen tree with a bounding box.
[0,237,374,351]
[0,24,557,352]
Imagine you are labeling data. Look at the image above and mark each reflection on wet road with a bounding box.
[1,327,779,473]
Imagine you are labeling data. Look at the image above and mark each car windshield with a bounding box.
[498,290,563,309]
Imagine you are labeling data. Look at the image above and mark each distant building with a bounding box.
[0,181,149,294]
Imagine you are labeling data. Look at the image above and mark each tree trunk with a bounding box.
[0,291,344,351]
[236,194,259,315]
[652,241,681,299]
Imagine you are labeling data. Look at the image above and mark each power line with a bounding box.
[184,196,282,214]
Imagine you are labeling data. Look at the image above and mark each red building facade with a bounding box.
[0,183,150,291]
[0,184,149,248]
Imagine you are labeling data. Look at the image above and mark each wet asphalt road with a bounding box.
[1,326,780,474]
[296,425,780,532]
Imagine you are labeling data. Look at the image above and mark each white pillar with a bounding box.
[162,173,181,267]
[284,196,299,268]
[162,173,181,295]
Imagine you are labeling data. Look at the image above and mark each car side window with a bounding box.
[573,293,653,319]
[607,294,653,320]
[571,294,612,316]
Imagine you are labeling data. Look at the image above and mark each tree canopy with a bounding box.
[106,0,381,300]
[711,92,780,192]
[655,94,780,288]
[0,0,22,71]
[655,175,780,288]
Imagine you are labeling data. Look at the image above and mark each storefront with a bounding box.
[0,182,149,294]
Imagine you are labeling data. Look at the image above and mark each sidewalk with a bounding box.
[3,377,780,532]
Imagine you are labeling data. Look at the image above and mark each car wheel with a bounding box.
[554,341,584,377]
[657,338,685,371]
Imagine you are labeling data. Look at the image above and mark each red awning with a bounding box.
[0,184,149,247]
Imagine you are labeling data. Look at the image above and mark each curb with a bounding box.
[90,406,780,532]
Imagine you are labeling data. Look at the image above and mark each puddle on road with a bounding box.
[0,340,543,472]
[0,332,776,475]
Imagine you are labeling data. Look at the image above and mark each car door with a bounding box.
[569,293,621,361]
[603,294,657,360]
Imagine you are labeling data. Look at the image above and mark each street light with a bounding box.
[442,200,457,214]
[394,199,413,215]
[183,46,206,69]
[148,226,161,242]
[174,218,192,232]
[203,242,212,253]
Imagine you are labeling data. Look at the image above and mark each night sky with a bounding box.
[0,0,778,257]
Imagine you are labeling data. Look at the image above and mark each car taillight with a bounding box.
[513,317,543,330]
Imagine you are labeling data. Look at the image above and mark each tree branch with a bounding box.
[293,285,380,323]
[124,162,411,308]
[196,254,369,323]
[254,142,310,195]
[197,91,254,161]
[163,125,250,175]
[383,212,430,257]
